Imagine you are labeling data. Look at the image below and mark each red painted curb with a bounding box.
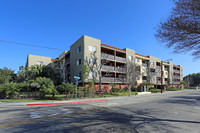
[27,99,108,106]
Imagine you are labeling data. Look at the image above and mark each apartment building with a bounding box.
[26,35,183,88]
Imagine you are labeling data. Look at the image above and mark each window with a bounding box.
[165,72,168,75]
[89,58,96,64]
[151,61,155,66]
[135,58,139,63]
[77,59,81,65]
[89,45,97,52]
[89,72,97,77]
[77,46,81,53]
[128,56,133,61]
[37,61,43,65]
[136,77,140,80]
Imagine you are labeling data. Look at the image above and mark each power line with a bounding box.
[0,39,65,51]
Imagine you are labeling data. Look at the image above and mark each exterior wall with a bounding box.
[26,35,183,91]
[83,35,101,82]
[26,54,52,67]
[70,36,85,84]
[85,83,127,91]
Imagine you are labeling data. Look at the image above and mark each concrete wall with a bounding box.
[26,54,52,67]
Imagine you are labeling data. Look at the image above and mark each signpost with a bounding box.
[74,76,80,98]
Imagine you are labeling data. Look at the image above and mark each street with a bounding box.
[0,90,200,133]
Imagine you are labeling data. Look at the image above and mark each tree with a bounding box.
[0,83,20,99]
[184,72,200,87]
[34,77,57,98]
[0,67,16,84]
[85,52,111,91]
[17,66,26,82]
[155,0,200,59]
[81,65,90,87]
[122,61,141,97]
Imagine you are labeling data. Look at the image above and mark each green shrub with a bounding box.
[149,87,156,90]
[148,88,161,93]
[122,88,128,92]
[34,77,57,98]
[111,88,121,93]
[0,83,20,99]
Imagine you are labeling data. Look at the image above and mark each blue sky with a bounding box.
[0,0,199,76]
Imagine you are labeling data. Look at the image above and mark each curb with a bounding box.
[27,99,108,106]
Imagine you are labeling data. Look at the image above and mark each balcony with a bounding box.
[173,70,180,73]
[115,56,126,62]
[173,81,180,84]
[115,78,126,83]
[102,65,115,71]
[102,77,115,83]
[115,67,126,73]
[101,53,114,60]
[142,63,148,67]
[142,80,147,83]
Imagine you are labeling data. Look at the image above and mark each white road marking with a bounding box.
[30,109,74,119]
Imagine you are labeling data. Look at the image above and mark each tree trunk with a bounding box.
[128,86,131,97]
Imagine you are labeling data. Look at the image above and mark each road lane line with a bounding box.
[0,100,156,128]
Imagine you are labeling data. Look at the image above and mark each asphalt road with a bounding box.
[0,90,200,133]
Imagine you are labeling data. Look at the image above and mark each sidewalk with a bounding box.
[0,89,197,107]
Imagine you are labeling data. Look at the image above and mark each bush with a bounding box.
[122,88,128,92]
[148,88,161,93]
[111,88,121,93]
[167,88,178,91]
[131,87,137,92]
[34,77,57,98]
[0,83,20,99]
[56,82,76,98]
[149,87,156,90]
[78,86,93,98]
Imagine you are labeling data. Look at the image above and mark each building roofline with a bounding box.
[135,53,149,58]
[101,43,125,52]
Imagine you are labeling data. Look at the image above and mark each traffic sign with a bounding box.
[74,76,80,79]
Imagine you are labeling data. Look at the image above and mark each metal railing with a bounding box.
[102,65,115,71]
[101,53,114,60]
[142,63,148,67]
[102,77,115,83]
[173,70,180,73]
[115,56,126,62]
[115,78,126,83]
[115,67,126,73]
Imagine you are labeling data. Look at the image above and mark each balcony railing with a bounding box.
[101,53,114,60]
[142,63,148,67]
[102,65,115,71]
[173,70,180,73]
[102,77,115,83]
[115,78,126,82]
[115,56,126,62]
[142,80,147,83]
[173,81,180,84]
[115,67,126,73]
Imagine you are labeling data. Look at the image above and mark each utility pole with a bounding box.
[161,61,163,93]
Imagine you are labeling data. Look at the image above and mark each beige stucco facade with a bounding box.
[26,35,183,86]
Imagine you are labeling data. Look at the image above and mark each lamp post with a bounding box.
[161,59,172,93]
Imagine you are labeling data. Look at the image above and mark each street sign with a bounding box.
[74,76,80,80]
